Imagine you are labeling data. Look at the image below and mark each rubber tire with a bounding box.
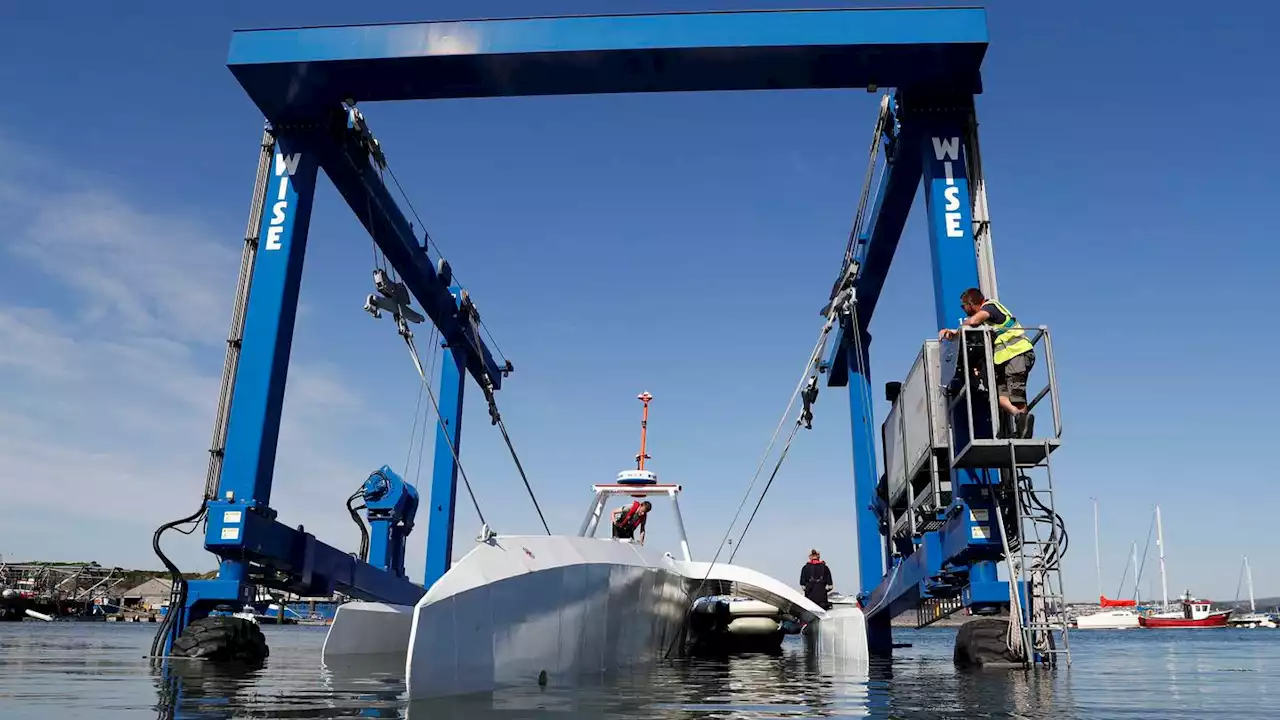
[171,616,269,663]
[953,617,1023,668]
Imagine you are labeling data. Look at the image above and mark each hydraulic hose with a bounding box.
[346,491,370,563]
[148,502,207,657]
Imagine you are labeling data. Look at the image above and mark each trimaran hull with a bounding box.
[322,534,868,699]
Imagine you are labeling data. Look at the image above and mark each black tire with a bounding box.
[171,616,269,663]
[953,617,1023,668]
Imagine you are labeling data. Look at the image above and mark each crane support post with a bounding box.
[424,347,466,587]
[216,130,321,510]
[908,91,1006,613]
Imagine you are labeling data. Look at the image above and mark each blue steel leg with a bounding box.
[917,108,1004,607]
[215,132,320,509]
[845,325,892,655]
[423,345,466,588]
[191,131,320,622]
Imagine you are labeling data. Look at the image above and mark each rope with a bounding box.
[401,329,487,528]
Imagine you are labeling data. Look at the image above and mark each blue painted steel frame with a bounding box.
[189,6,993,650]
[822,91,1017,653]
[424,347,466,588]
[225,8,987,119]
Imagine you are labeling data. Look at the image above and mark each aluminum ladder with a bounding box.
[1000,439,1071,667]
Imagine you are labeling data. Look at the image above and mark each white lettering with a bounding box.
[265,225,284,251]
[932,136,960,161]
[274,152,302,177]
[935,138,964,237]
[264,151,301,252]
[944,186,961,211]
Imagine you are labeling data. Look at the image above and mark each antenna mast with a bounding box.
[636,391,653,470]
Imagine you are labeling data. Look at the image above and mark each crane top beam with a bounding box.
[227,7,989,121]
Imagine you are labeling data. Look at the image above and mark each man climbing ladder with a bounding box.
[940,288,1036,438]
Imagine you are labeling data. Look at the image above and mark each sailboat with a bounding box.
[1227,556,1277,628]
[1137,506,1230,628]
[1073,499,1139,629]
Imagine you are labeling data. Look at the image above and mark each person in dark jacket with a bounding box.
[800,549,833,610]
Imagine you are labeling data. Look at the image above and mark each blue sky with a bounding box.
[0,0,1275,605]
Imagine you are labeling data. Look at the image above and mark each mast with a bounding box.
[1155,505,1169,609]
[636,391,653,470]
[1246,555,1256,612]
[1131,542,1140,603]
[1093,498,1103,601]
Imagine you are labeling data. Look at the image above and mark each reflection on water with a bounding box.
[2,622,1278,718]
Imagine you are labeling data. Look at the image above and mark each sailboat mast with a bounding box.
[1093,498,1103,601]
[1131,541,1140,602]
[1155,505,1169,609]
[1246,555,1256,612]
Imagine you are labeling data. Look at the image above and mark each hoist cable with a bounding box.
[368,154,547,536]
[837,94,893,287]
[687,304,843,584]
[493,416,551,534]
[411,328,441,488]
[377,157,546,535]
[848,302,880,482]
[401,331,487,528]
[727,420,803,564]
[662,309,843,660]
[403,380,425,477]
[381,161,510,368]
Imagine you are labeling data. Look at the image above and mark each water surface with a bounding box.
[0,622,1276,718]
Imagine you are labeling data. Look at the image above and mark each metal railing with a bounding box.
[944,324,1062,468]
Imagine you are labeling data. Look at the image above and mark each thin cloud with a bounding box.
[0,132,379,570]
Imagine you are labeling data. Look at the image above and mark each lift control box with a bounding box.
[878,339,953,537]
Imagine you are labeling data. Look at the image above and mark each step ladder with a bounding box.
[996,439,1071,667]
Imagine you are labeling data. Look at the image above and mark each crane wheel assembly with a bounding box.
[170,616,269,664]
[953,617,1022,669]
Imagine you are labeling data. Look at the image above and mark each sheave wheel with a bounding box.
[171,615,269,663]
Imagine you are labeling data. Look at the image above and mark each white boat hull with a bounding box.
[322,601,416,658]
[317,534,869,700]
[1074,609,1140,629]
[405,535,689,699]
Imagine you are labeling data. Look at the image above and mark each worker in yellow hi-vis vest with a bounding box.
[939,287,1036,438]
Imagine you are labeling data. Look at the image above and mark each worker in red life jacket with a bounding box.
[800,549,833,610]
[610,500,651,544]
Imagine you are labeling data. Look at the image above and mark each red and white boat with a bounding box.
[1138,593,1231,628]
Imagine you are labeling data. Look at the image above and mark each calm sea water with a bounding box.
[0,621,1276,718]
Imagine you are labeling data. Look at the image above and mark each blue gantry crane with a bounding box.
[151,6,1067,667]
[820,95,1070,665]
